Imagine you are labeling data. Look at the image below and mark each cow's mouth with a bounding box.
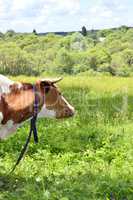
[56,107,75,119]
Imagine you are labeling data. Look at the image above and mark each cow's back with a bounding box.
[0,75,14,124]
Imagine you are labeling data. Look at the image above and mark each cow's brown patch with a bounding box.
[0,83,36,124]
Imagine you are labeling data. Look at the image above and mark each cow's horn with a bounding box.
[51,77,63,84]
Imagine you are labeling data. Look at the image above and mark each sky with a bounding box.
[0,0,133,33]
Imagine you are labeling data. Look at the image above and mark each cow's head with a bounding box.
[35,78,75,119]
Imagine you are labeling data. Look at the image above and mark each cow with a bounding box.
[0,75,75,139]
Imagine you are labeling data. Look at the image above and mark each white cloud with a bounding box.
[0,1,4,15]
[0,0,132,32]
[79,0,133,30]
[90,5,113,18]
[0,0,80,32]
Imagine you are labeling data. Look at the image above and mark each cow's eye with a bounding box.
[45,86,50,94]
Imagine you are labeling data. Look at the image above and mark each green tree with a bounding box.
[82,26,87,36]
[5,29,16,37]
[55,48,74,74]
[33,29,37,35]
[0,32,4,38]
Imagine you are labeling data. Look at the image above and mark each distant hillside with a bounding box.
[37,25,133,38]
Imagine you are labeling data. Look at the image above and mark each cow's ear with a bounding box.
[36,80,51,94]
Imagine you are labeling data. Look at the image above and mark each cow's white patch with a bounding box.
[0,112,3,123]
[6,120,14,129]
[0,120,20,139]
[0,75,13,85]
[38,105,56,118]
[16,82,22,89]
[0,74,14,94]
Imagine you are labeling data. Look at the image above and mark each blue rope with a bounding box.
[32,85,39,143]
[10,85,40,172]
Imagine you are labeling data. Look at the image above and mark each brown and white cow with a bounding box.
[0,75,75,139]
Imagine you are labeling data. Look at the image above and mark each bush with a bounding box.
[54,48,74,74]
[0,46,38,75]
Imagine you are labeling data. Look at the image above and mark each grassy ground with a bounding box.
[0,75,133,200]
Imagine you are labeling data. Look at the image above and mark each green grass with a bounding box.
[0,75,133,200]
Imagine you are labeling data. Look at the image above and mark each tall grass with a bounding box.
[0,75,133,200]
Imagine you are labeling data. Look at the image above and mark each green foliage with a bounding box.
[5,30,16,38]
[1,76,133,199]
[97,29,114,37]
[0,32,4,38]
[55,48,74,74]
[0,43,38,75]
[0,27,133,76]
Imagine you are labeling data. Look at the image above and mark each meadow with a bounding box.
[0,75,133,200]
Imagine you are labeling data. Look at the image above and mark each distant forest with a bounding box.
[0,25,133,76]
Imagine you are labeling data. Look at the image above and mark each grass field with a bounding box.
[0,75,133,200]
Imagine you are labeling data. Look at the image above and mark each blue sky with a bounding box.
[0,0,132,33]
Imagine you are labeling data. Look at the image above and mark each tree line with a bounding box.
[0,26,133,76]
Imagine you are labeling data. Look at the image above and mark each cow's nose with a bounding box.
[70,107,75,116]
[65,107,75,117]
[56,107,75,119]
